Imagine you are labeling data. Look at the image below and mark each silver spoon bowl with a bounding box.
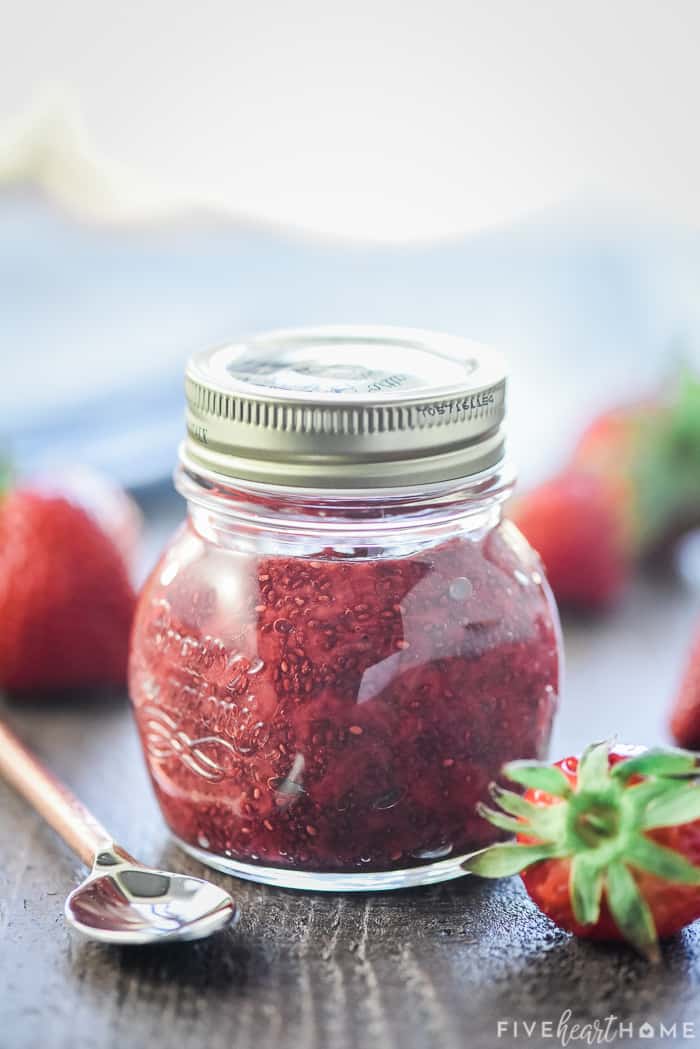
[66,846,237,945]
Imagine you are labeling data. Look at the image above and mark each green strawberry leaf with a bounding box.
[488,783,542,818]
[624,778,684,815]
[577,741,612,792]
[611,748,698,781]
[642,784,700,829]
[475,803,526,836]
[570,852,604,926]
[606,861,660,962]
[462,843,562,878]
[503,761,572,797]
[627,835,700,884]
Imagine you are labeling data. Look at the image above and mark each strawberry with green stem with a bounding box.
[511,367,700,608]
[576,367,700,556]
[462,742,700,960]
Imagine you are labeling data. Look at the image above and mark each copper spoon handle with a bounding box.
[0,720,113,867]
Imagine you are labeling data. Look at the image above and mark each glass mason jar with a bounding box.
[129,327,562,890]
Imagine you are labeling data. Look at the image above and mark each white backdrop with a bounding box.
[2,0,700,240]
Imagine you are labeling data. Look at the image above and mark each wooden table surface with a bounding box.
[3,495,700,1049]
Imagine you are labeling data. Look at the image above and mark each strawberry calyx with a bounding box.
[462,741,700,960]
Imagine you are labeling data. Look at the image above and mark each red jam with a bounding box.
[129,513,560,876]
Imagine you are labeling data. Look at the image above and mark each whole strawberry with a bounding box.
[510,471,631,607]
[0,476,138,692]
[463,741,700,960]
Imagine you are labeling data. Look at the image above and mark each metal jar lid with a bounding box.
[183,326,507,489]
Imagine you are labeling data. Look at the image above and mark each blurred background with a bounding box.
[2,0,700,493]
[5,11,700,1033]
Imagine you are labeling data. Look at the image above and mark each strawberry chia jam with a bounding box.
[129,327,562,889]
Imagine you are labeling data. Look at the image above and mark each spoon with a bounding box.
[0,720,238,945]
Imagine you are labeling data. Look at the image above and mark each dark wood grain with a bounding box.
[2,496,700,1049]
